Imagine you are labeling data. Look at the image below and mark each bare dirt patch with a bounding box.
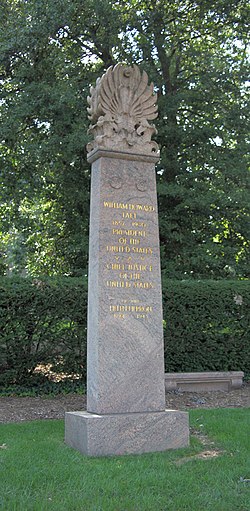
[165,381,250,411]
[174,448,224,466]
[0,382,249,424]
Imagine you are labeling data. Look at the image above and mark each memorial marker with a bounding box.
[65,64,189,456]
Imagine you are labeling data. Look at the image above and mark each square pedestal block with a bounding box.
[65,409,189,457]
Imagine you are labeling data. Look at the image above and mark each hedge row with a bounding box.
[0,277,87,385]
[163,280,250,374]
[0,277,249,385]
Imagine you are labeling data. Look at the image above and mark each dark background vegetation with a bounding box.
[0,277,249,386]
[0,1,249,388]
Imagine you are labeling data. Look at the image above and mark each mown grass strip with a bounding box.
[0,408,249,511]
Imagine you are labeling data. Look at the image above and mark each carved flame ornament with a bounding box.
[87,64,159,155]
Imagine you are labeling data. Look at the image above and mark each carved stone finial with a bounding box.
[86,64,159,156]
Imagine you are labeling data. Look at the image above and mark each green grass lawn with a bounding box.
[0,408,249,511]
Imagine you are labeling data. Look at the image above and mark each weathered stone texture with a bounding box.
[65,64,189,456]
[65,409,189,457]
[86,150,165,415]
[86,64,159,155]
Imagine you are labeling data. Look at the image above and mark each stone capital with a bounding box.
[86,64,160,157]
[87,147,160,165]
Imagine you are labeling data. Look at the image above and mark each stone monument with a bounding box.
[65,64,189,456]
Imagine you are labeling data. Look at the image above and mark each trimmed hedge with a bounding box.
[163,280,250,374]
[0,277,87,385]
[0,277,249,386]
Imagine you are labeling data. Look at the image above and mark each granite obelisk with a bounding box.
[65,64,189,456]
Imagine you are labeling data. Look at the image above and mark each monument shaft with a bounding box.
[65,64,189,456]
[87,150,165,415]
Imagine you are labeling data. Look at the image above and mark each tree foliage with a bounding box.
[0,0,249,278]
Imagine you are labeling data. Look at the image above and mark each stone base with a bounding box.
[165,371,244,392]
[65,409,189,457]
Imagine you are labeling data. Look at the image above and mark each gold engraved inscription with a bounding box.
[106,262,152,272]
[119,272,141,280]
[104,198,155,319]
[132,221,146,227]
[104,201,155,212]
[122,212,137,219]
[110,305,152,313]
[133,282,153,289]
[106,245,131,253]
[112,229,146,237]
[112,220,125,226]
[106,245,153,254]
[132,246,153,254]
[106,280,131,288]
[110,304,153,320]
[106,263,126,270]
